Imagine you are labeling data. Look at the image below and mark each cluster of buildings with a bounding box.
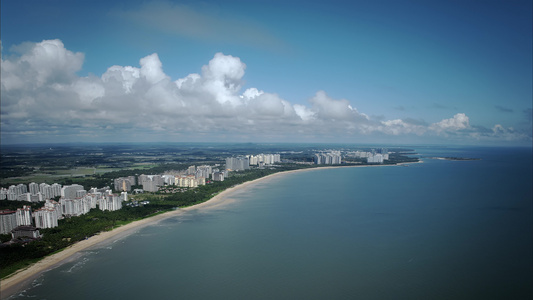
[348,149,390,164]
[225,157,250,171]
[0,183,62,202]
[226,153,281,171]
[114,176,136,192]
[1,155,284,240]
[247,154,281,166]
[0,183,128,237]
[113,165,228,193]
[314,151,342,165]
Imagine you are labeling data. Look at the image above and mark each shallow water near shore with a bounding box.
[7,146,533,299]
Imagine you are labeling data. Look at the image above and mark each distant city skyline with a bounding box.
[1,0,531,146]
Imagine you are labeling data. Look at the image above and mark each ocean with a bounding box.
[8,146,533,299]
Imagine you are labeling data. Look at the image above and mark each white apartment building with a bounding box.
[176,175,198,188]
[16,205,32,226]
[33,208,59,229]
[212,172,225,181]
[60,198,84,217]
[196,165,212,179]
[45,199,63,220]
[367,154,384,163]
[162,175,176,185]
[248,154,281,166]
[99,194,122,211]
[226,157,250,171]
[61,184,85,199]
[29,182,39,195]
[314,152,342,165]
[0,210,17,234]
[83,193,100,209]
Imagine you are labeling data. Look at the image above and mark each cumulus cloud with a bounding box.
[379,119,427,136]
[1,39,531,144]
[429,113,470,133]
[2,39,84,91]
[310,91,358,121]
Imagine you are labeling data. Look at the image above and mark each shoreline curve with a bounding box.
[0,163,416,298]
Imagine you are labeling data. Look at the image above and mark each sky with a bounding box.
[1,0,532,146]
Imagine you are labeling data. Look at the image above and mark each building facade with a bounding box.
[33,208,59,229]
[16,205,32,226]
[0,210,17,235]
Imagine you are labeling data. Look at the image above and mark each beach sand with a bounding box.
[0,163,417,298]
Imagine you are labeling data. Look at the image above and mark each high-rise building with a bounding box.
[226,157,250,171]
[16,206,32,226]
[99,194,122,211]
[8,184,28,199]
[60,198,84,217]
[45,199,63,220]
[29,182,39,195]
[247,154,281,166]
[367,154,384,164]
[61,184,85,199]
[33,208,59,229]
[83,193,101,210]
[51,183,62,197]
[187,166,196,175]
[140,175,164,192]
[196,166,212,179]
[0,210,17,234]
[212,172,225,181]
[176,175,199,188]
[17,184,28,195]
[162,175,175,185]
[40,183,52,199]
[114,176,136,191]
[314,151,342,165]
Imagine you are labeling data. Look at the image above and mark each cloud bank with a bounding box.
[1,39,530,144]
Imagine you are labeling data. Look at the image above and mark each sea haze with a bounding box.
[10,147,533,299]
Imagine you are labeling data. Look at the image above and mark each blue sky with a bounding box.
[1,0,531,145]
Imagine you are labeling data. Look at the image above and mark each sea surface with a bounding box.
[8,146,533,299]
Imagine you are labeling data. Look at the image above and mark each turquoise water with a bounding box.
[9,147,533,299]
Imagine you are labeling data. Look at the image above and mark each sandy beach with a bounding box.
[0,163,414,298]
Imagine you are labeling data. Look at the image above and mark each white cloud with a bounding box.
[379,119,427,135]
[241,88,264,100]
[488,124,530,141]
[429,113,470,133]
[73,77,105,103]
[140,53,168,84]
[102,65,140,94]
[309,90,357,121]
[294,104,315,122]
[1,39,84,92]
[1,39,530,145]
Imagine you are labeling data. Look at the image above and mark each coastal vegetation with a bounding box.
[0,164,313,278]
[0,144,418,279]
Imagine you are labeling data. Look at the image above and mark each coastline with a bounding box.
[0,162,417,298]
